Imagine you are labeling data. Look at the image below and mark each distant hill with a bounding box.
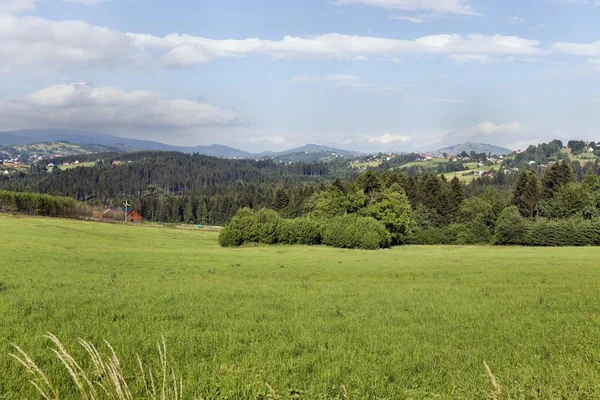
[435,142,512,156]
[0,129,253,158]
[258,144,360,158]
[0,141,127,160]
[0,130,362,160]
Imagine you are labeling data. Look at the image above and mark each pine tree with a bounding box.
[183,198,195,223]
[447,176,465,221]
[357,170,381,203]
[542,160,576,199]
[512,170,541,218]
[272,188,290,211]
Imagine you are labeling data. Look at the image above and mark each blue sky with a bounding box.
[1,0,600,152]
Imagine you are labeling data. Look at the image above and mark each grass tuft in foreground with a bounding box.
[10,334,182,400]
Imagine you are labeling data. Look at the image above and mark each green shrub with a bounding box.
[409,227,454,245]
[277,217,323,245]
[220,209,324,247]
[218,208,259,247]
[521,219,600,247]
[449,223,491,245]
[495,206,530,245]
[322,215,391,250]
[255,208,281,245]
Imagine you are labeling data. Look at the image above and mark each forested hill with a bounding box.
[435,142,512,156]
[0,151,351,224]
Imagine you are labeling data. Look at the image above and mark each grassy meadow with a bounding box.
[2,215,600,398]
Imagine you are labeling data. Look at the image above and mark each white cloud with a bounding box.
[389,14,426,23]
[0,13,137,72]
[242,135,293,147]
[507,16,525,25]
[447,54,493,63]
[465,121,527,136]
[0,82,238,136]
[334,0,479,16]
[0,0,36,14]
[367,133,411,144]
[63,0,107,4]
[132,33,543,67]
[551,39,600,56]
[553,0,600,4]
[589,58,600,65]
[0,7,546,72]
[293,74,403,92]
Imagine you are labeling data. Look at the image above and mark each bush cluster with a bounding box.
[219,208,390,250]
[522,220,600,246]
[493,206,600,246]
[409,227,455,245]
[322,214,391,250]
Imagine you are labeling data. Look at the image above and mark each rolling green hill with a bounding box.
[2,214,600,398]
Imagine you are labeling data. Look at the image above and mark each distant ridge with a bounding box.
[257,144,360,158]
[0,129,253,158]
[435,142,512,156]
[0,130,361,159]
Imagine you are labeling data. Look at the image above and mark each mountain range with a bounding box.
[0,129,358,159]
[0,129,514,159]
[434,142,512,156]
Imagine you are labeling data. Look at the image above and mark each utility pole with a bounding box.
[123,200,130,222]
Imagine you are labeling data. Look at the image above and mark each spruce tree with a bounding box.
[542,160,576,199]
[512,170,541,218]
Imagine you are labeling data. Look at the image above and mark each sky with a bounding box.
[1,0,600,152]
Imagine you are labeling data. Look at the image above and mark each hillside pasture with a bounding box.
[1,215,600,398]
[57,161,97,170]
[441,165,501,182]
[400,157,449,169]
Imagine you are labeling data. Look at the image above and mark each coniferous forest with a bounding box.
[2,142,600,248]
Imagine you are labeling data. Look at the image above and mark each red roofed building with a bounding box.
[126,210,143,223]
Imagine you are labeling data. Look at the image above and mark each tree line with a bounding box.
[4,146,600,248]
[0,151,352,225]
[0,191,90,219]
[221,160,600,249]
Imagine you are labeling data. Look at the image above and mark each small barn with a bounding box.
[126,210,143,223]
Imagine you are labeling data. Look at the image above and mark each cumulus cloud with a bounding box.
[0,7,546,72]
[133,33,543,67]
[0,13,138,71]
[465,121,527,136]
[0,83,238,136]
[241,135,296,148]
[293,75,403,92]
[334,0,479,16]
[0,0,36,14]
[551,39,600,56]
[366,134,411,144]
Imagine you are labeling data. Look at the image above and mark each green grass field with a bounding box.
[400,157,449,169]
[352,161,382,169]
[58,161,97,170]
[2,215,600,398]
